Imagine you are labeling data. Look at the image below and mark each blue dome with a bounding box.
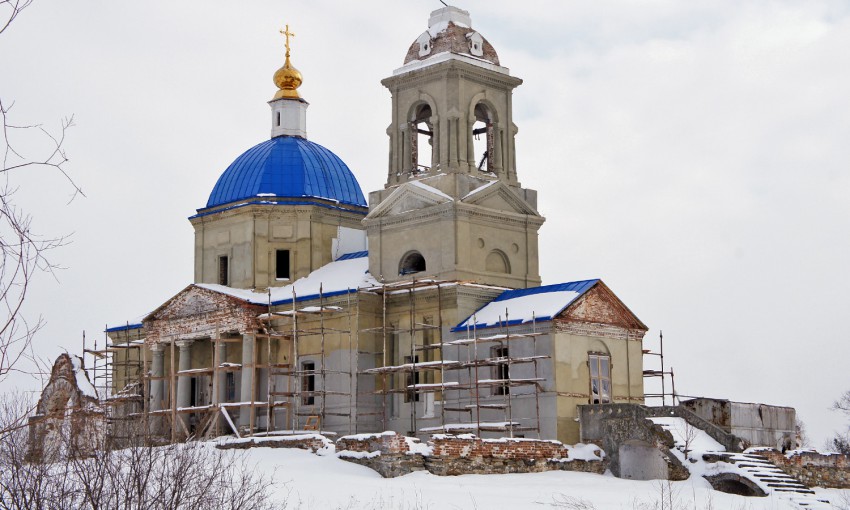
[206,136,367,209]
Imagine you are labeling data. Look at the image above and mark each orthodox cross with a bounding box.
[280,24,295,58]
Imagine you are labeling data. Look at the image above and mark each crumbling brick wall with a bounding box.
[334,432,606,478]
[757,449,850,489]
[27,354,104,462]
[430,435,564,459]
[216,434,330,453]
[426,435,605,476]
[336,431,409,455]
[335,432,427,478]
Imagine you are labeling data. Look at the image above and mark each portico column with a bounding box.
[215,340,227,404]
[239,333,255,426]
[149,343,165,411]
[175,340,194,409]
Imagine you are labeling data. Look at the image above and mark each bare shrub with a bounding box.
[549,494,597,509]
[0,401,283,510]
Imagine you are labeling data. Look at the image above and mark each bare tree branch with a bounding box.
[0,0,33,37]
[833,390,850,415]
[0,0,83,387]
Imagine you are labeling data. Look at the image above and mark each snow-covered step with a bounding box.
[646,417,834,510]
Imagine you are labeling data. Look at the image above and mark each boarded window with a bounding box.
[276,249,290,279]
[589,353,611,404]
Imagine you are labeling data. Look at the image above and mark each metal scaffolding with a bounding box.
[360,279,547,439]
[94,283,361,444]
[91,277,548,444]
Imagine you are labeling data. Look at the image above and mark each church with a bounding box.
[101,6,649,446]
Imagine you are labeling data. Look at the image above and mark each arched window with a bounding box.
[472,103,494,173]
[485,249,510,274]
[399,251,426,275]
[588,352,611,404]
[410,104,433,173]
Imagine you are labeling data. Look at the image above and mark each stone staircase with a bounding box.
[647,417,832,509]
[716,452,832,508]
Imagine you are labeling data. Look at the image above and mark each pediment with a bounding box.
[365,181,453,219]
[145,285,251,323]
[557,282,647,331]
[461,181,540,216]
[144,285,264,343]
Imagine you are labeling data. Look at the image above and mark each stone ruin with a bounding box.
[26,353,105,462]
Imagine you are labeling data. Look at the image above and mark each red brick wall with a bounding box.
[430,436,567,460]
[336,432,410,455]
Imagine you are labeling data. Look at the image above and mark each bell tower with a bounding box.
[364,6,544,288]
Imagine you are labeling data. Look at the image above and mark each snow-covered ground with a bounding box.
[236,444,849,510]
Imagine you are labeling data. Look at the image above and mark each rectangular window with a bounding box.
[301,361,315,406]
[225,372,236,402]
[218,256,229,286]
[275,249,290,280]
[492,346,509,395]
[405,355,420,403]
[589,353,611,404]
[190,377,198,407]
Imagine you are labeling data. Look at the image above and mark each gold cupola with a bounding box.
[273,25,302,100]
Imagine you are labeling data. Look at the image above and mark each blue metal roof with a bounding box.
[452,279,600,332]
[206,136,367,209]
[488,280,599,304]
[336,251,368,260]
[105,323,143,333]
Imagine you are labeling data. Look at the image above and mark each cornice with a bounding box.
[382,59,522,92]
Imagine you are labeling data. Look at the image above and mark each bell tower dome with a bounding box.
[364,6,544,288]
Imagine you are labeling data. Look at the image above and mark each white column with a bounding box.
[175,340,194,409]
[216,340,227,404]
[149,344,165,412]
[239,334,255,426]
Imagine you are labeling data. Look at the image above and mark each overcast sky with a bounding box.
[2,0,849,446]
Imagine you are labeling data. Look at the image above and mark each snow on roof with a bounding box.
[453,280,599,331]
[461,180,498,200]
[197,251,378,306]
[409,180,453,201]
